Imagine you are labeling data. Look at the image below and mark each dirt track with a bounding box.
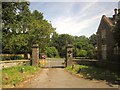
[17,68,119,88]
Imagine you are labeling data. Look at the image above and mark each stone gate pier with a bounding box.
[65,44,73,67]
[32,44,39,66]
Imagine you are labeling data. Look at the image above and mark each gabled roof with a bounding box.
[97,15,114,33]
[102,15,114,27]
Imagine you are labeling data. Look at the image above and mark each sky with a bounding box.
[29,1,119,37]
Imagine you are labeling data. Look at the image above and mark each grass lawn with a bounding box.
[66,64,120,84]
[2,65,41,88]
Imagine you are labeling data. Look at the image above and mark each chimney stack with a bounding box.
[114,8,117,16]
[113,8,118,24]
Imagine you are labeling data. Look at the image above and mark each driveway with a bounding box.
[17,68,119,88]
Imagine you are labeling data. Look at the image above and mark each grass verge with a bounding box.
[65,64,120,84]
[2,65,40,88]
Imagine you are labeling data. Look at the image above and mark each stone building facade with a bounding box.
[96,9,119,61]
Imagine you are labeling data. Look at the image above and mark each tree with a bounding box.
[74,36,90,50]
[73,35,94,58]
[89,34,97,58]
[51,34,74,57]
[73,48,79,57]
[89,34,97,47]
[45,47,59,58]
[2,2,30,54]
[28,10,55,53]
[50,31,59,47]
[32,10,43,20]
[2,2,55,58]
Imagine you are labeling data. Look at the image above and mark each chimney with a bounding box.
[114,8,117,16]
[113,8,118,24]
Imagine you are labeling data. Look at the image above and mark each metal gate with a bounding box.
[40,58,65,68]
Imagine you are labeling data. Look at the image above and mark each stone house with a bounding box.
[96,9,119,61]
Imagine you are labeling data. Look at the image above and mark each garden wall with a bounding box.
[74,59,120,73]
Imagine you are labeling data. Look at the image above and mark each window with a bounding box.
[114,46,119,55]
[101,30,106,39]
[101,45,107,60]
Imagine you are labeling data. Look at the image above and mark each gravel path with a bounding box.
[18,68,119,88]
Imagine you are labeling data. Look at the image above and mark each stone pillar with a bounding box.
[65,44,73,67]
[32,44,39,66]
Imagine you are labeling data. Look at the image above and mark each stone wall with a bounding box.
[74,60,120,73]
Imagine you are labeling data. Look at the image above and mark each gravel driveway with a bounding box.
[17,68,119,88]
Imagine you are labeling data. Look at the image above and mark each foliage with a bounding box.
[29,10,55,53]
[45,47,59,58]
[89,34,97,47]
[2,2,96,59]
[87,50,94,58]
[50,34,74,57]
[2,2,55,56]
[66,65,88,74]
[74,36,89,50]
[73,48,79,57]
[51,34,95,58]
[2,2,30,54]
[1,56,24,61]
[78,50,88,57]
[66,65,120,82]
[2,65,40,88]
[73,35,94,58]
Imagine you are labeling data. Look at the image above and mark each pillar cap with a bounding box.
[32,44,39,48]
[67,44,73,48]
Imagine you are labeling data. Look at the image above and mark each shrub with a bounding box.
[1,56,24,61]
[73,48,80,57]
[79,50,87,57]
[87,50,94,58]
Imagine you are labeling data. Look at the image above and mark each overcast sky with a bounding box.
[29,1,118,37]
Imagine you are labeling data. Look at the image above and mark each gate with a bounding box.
[40,44,73,68]
[31,44,73,68]
[40,58,65,68]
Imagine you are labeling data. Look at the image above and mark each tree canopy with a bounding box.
[50,34,96,58]
[50,34,74,57]
[2,2,97,59]
[2,2,55,56]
